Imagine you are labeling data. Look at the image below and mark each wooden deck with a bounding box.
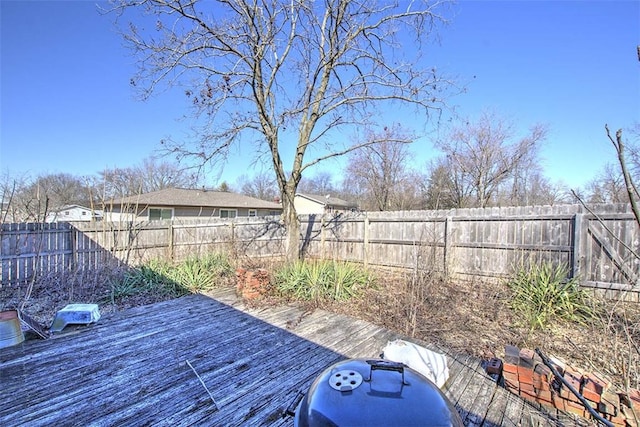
[1,288,591,426]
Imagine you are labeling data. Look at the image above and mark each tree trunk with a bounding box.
[283,207,300,262]
[281,184,301,262]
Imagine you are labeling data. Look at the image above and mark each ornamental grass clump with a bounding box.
[507,261,597,331]
[109,252,233,302]
[170,252,233,292]
[111,259,186,302]
[274,260,372,303]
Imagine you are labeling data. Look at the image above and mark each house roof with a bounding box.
[112,188,282,210]
[296,193,357,208]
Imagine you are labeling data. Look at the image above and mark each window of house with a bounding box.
[149,207,173,221]
[248,209,257,217]
[220,209,237,219]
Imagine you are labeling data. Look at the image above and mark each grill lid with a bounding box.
[294,358,464,427]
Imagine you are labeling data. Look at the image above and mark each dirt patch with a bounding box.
[317,269,640,393]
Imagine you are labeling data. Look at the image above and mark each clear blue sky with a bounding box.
[1,0,639,190]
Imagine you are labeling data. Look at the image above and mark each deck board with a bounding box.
[1,288,591,426]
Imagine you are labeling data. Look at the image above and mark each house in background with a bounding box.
[46,205,103,222]
[294,193,358,215]
[104,187,282,222]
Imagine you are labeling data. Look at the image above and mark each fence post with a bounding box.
[572,213,584,280]
[444,217,452,277]
[167,221,174,261]
[70,224,77,272]
[320,215,326,258]
[363,214,369,267]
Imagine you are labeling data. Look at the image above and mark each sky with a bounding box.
[1,0,639,191]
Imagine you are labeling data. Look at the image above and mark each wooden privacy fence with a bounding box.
[303,204,640,298]
[1,204,639,299]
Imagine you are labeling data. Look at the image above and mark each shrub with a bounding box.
[169,252,233,292]
[274,260,372,302]
[111,259,186,302]
[507,261,597,331]
[109,253,233,302]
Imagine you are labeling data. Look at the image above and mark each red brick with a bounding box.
[535,388,553,403]
[532,371,550,390]
[520,383,535,394]
[564,372,582,389]
[519,348,535,368]
[486,358,503,375]
[534,380,551,391]
[601,391,621,415]
[560,384,582,404]
[564,366,583,382]
[503,368,518,378]
[552,394,566,411]
[582,387,601,403]
[565,400,587,417]
[503,362,519,374]
[504,345,520,364]
[583,372,609,395]
[504,380,519,393]
[597,400,617,417]
[520,390,537,403]
[504,381,520,394]
[608,414,627,427]
[518,369,534,384]
[534,363,552,381]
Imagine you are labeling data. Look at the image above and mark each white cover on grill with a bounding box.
[382,339,449,388]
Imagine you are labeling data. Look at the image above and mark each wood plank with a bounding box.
[0,289,596,426]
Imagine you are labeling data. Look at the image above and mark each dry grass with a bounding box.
[3,259,638,394]
[320,267,640,393]
[0,266,178,328]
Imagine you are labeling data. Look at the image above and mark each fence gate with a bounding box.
[576,212,640,293]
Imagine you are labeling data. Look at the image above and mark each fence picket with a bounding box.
[1,205,639,298]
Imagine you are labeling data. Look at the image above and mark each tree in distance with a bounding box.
[108,0,454,260]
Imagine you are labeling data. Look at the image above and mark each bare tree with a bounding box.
[96,157,199,200]
[237,170,279,201]
[342,124,417,211]
[298,171,338,196]
[585,163,628,203]
[436,111,548,208]
[108,0,453,260]
[423,158,472,209]
[4,173,93,222]
[606,124,640,227]
[0,171,29,223]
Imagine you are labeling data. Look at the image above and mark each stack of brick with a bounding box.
[486,345,640,426]
[235,268,271,300]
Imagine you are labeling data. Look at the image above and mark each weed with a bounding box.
[108,252,233,302]
[274,260,372,303]
[169,253,233,292]
[507,262,597,331]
